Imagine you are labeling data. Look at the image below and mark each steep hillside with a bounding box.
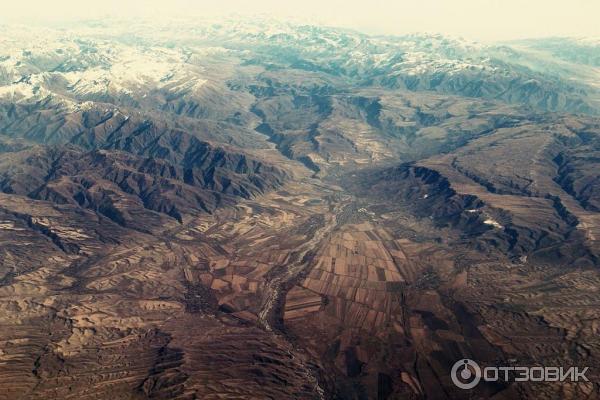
[0,19,599,400]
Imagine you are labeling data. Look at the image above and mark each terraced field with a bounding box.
[0,18,599,400]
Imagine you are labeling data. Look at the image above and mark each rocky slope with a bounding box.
[0,18,599,400]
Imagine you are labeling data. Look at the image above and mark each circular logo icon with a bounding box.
[451,359,481,389]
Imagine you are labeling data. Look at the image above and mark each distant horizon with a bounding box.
[1,16,599,46]
[2,0,599,43]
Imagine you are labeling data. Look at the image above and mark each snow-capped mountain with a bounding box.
[1,19,598,115]
[2,17,600,400]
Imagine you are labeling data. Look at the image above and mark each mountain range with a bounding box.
[0,18,599,400]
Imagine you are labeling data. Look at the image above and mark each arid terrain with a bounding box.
[0,19,599,399]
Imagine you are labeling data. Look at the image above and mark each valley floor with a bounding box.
[2,175,599,399]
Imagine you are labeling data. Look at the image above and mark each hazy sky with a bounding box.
[2,0,600,41]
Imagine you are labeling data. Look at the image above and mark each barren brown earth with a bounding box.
[1,21,600,400]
